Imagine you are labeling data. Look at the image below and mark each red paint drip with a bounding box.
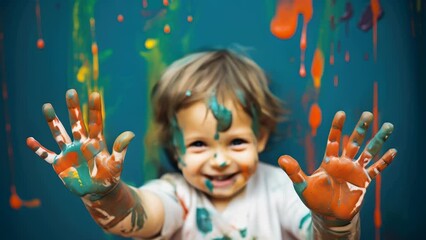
[270,0,313,77]
[371,0,381,61]
[308,102,322,136]
[372,81,381,240]
[334,75,338,87]
[311,48,324,90]
[35,0,44,49]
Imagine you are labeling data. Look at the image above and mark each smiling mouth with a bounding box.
[204,172,238,180]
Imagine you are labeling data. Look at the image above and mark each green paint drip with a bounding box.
[205,179,214,193]
[196,208,212,234]
[209,95,232,132]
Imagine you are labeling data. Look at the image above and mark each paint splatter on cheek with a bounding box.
[205,179,214,193]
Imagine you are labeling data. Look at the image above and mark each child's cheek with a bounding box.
[235,149,258,180]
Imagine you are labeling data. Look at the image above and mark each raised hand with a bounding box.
[27,89,134,200]
[278,111,396,220]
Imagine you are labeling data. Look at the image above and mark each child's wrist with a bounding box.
[82,181,142,230]
[311,212,360,239]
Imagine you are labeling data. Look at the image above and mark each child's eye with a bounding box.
[189,141,206,148]
[230,138,247,146]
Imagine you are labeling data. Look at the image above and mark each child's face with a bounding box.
[176,100,268,201]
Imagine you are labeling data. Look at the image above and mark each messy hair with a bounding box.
[151,49,285,164]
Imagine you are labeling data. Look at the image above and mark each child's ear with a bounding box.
[257,128,270,153]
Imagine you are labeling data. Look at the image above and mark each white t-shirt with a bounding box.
[139,162,312,239]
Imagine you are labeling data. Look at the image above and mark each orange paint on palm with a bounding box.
[311,48,324,90]
[53,152,80,174]
[308,103,322,136]
[371,0,381,61]
[270,0,313,77]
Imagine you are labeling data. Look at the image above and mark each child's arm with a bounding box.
[278,111,396,239]
[26,89,165,238]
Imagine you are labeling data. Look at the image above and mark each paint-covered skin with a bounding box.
[278,111,397,221]
[26,89,135,199]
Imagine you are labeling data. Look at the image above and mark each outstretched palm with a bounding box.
[27,89,134,200]
[279,111,396,220]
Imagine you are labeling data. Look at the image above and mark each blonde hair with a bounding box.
[151,49,285,162]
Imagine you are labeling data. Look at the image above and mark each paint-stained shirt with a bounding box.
[139,162,312,239]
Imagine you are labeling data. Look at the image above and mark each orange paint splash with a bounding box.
[164,24,171,34]
[9,186,41,210]
[117,14,124,22]
[345,50,350,62]
[35,0,44,49]
[311,48,324,90]
[270,0,313,77]
[371,0,381,61]
[334,74,338,87]
[187,15,193,23]
[163,0,169,7]
[37,38,45,49]
[308,102,322,136]
[372,81,381,240]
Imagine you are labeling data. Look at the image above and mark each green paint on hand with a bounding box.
[294,181,307,198]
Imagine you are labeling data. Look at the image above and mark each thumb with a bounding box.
[278,155,307,184]
[112,131,135,161]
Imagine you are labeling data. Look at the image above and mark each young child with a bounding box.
[26,50,396,239]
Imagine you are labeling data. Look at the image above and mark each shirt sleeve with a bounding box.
[138,174,186,239]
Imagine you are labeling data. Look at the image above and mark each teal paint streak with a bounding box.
[299,212,311,229]
[196,208,212,234]
[367,124,393,156]
[185,90,192,96]
[205,179,214,193]
[355,122,367,135]
[208,95,232,132]
[214,132,219,140]
[171,117,186,166]
[219,161,227,167]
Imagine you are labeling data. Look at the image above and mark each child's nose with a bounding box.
[209,151,229,169]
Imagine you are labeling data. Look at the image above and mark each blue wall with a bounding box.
[1,0,425,239]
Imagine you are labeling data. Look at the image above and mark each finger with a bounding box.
[342,111,373,160]
[26,137,58,164]
[109,131,135,176]
[357,122,394,167]
[81,138,107,161]
[278,155,308,196]
[324,111,345,162]
[42,103,72,150]
[367,148,397,179]
[88,92,103,139]
[66,89,88,141]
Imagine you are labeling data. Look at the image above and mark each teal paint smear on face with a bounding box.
[205,179,214,193]
[219,161,227,168]
[196,208,212,234]
[171,117,186,166]
[208,95,232,132]
[214,132,219,140]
